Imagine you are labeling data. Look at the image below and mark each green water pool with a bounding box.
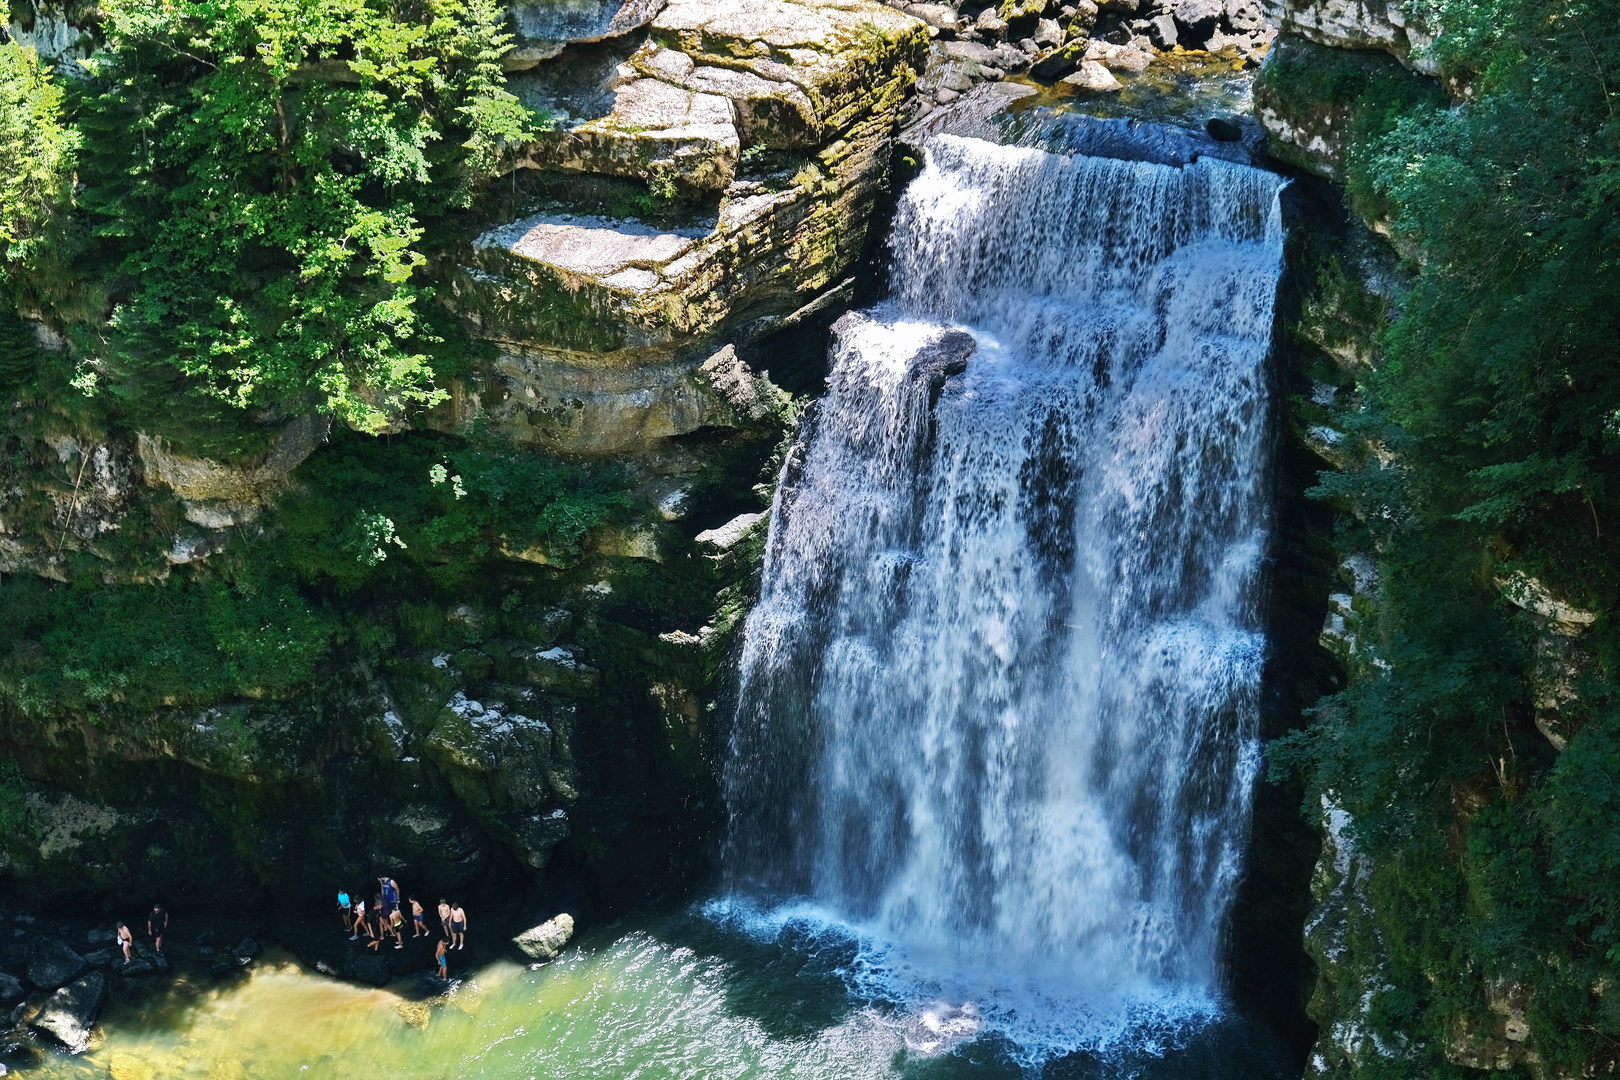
[19,909,1297,1080]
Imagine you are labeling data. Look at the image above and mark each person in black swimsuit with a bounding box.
[147,904,168,954]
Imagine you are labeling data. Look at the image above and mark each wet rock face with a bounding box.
[29,972,107,1053]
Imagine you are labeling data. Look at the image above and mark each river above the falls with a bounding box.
[23,907,1296,1080]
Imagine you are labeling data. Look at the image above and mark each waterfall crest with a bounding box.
[722,134,1286,1049]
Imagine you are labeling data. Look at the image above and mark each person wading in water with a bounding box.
[435,938,449,980]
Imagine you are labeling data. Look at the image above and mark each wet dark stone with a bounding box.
[1207,116,1244,141]
[25,938,87,990]
[30,972,106,1052]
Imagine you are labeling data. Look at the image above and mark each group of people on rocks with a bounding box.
[114,903,168,962]
[338,878,465,978]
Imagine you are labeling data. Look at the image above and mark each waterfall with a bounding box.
[721,134,1286,1053]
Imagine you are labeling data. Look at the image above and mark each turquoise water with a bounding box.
[19,908,1295,1079]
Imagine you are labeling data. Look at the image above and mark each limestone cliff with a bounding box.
[0,0,930,920]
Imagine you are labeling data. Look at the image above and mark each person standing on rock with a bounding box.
[379,875,399,916]
[438,899,452,939]
[449,903,467,950]
[409,898,427,938]
[351,897,367,942]
[338,889,353,933]
[116,921,134,962]
[434,937,449,979]
[389,906,405,949]
[147,903,168,954]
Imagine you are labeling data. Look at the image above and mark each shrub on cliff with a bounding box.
[1279,0,1620,1072]
[53,0,535,444]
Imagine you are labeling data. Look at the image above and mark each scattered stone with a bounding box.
[117,957,159,977]
[936,87,960,103]
[513,913,577,962]
[905,3,958,32]
[1031,41,1085,79]
[30,972,106,1053]
[0,972,23,1005]
[695,513,767,553]
[1034,17,1066,46]
[26,938,88,990]
[232,936,261,962]
[974,8,1008,38]
[1171,0,1223,28]
[1063,60,1124,90]
[1146,12,1178,46]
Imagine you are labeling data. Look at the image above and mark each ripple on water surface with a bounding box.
[17,911,1296,1080]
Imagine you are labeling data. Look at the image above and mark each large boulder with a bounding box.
[0,971,25,1005]
[507,0,667,68]
[513,913,576,961]
[30,972,107,1053]
[136,413,331,529]
[1258,0,1438,75]
[26,938,88,990]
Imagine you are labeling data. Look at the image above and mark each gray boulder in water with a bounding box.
[0,972,25,1005]
[30,972,107,1052]
[26,938,88,990]
[513,913,575,961]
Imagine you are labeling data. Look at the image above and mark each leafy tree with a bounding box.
[70,0,535,439]
[0,39,79,282]
[1279,0,1620,1070]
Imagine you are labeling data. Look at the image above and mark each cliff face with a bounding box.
[1258,2,1620,1076]
[0,0,929,911]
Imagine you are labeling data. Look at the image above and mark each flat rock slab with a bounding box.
[479,215,709,290]
[30,972,106,1053]
[508,0,666,67]
[520,77,741,192]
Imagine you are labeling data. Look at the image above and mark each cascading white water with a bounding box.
[722,134,1286,1055]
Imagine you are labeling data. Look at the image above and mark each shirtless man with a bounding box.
[116,922,134,962]
[437,899,452,940]
[448,903,467,951]
[409,898,427,938]
[434,938,449,980]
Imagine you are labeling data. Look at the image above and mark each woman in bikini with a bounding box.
[116,921,134,962]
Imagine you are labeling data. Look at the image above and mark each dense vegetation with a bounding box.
[1274,0,1620,1072]
[3,0,536,449]
[0,4,650,786]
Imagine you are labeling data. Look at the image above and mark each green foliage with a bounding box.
[54,0,536,441]
[0,574,339,714]
[262,429,631,593]
[1277,0,1620,1070]
[0,39,79,280]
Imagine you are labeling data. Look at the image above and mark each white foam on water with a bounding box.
[722,135,1287,1066]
